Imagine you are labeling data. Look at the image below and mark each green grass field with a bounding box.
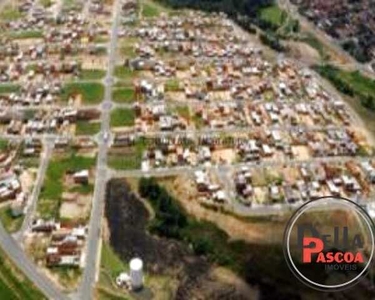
[165,79,181,92]
[108,140,145,170]
[0,5,23,21]
[40,0,53,8]
[108,153,140,170]
[141,0,169,18]
[101,242,128,279]
[259,5,286,27]
[78,69,106,80]
[96,242,130,300]
[338,70,375,96]
[112,88,135,103]
[0,84,20,94]
[7,30,43,39]
[0,206,24,233]
[119,37,139,58]
[76,121,101,136]
[61,82,104,104]
[110,108,135,127]
[114,66,137,81]
[38,154,96,219]
[0,139,8,151]
[176,106,190,121]
[0,247,46,299]
[315,65,375,104]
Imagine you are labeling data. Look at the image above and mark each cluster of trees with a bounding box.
[342,40,372,64]
[158,0,273,18]
[138,177,235,265]
[158,0,290,51]
[314,65,375,111]
[260,32,284,51]
[139,177,187,238]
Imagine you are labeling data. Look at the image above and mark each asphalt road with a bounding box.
[0,135,67,299]
[77,0,121,298]
[0,221,68,300]
[111,155,373,178]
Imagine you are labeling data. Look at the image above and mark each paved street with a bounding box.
[111,155,373,178]
[0,220,68,299]
[78,0,121,298]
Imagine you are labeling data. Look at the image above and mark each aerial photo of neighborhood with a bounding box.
[1,0,375,299]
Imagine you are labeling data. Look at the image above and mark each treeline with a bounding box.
[314,65,375,111]
[342,40,372,64]
[139,177,188,238]
[158,0,289,51]
[139,177,244,266]
[158,0,273,18]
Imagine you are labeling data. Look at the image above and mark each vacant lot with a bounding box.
[76,121,101,136]
[141,0,170,18]
[61,82,104,104]
[78,69,106,80]
[114,67,137,81]
[0,4,23,21]
[38,154,95,219]
[110,108,135,127]
[108,141,145,170]
[0,84,20,94]
[7,30,43,40]
[112,87,135,103]
[0,206,24,233]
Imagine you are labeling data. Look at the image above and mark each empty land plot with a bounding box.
[40,0,53,8]
[0,4,23,21]
[0,205,24,233]
[165,79,181,92]
[118,37,139,58]
[112,87,135,103]
[78,69,106,80]
[0,84,20,94]
[141,0,170,18]
[114,66,138,81]
[6,30,44,40]
[110,108,135,127]
[108,152,141,170]
[175,105,191,121]
[76,121,101,136]
[60,82,105,104]
[38,154,96,219]
[96,241,130,298]
[108,141,145,170]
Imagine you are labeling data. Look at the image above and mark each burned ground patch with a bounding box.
[105,179,251,299]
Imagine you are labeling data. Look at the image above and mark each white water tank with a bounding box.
[129,258,143,290]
